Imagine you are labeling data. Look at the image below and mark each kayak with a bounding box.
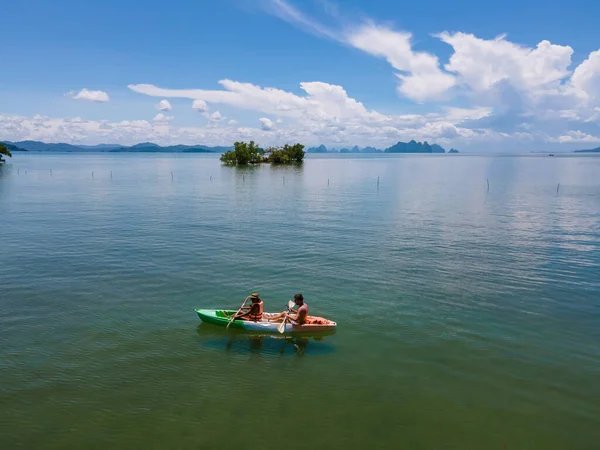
[195,309,337,334]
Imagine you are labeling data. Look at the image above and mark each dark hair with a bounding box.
[294,293,304,303]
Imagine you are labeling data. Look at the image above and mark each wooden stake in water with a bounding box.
[283,176,285,185]
[487,178,490,192]
[110,170,112,180]
[50,169,52,177]
[171,171,173,181]
[328,178,330,186]
[92,171,94,179]
[557,183,560,194]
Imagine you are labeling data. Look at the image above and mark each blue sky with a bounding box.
[2,0,600,151]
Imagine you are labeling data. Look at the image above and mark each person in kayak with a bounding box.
[283,293,308,325]
[235,293,264,321]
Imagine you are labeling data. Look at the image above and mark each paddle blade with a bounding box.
[287,300,295,310]
[277,318,286,334]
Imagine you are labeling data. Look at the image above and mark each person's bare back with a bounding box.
[295,302,308,324]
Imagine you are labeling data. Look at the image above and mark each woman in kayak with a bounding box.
[235,293,264,321]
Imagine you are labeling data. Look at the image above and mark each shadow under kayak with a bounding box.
[195,309,337,334]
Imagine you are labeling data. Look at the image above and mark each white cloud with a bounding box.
[549,131,600,143]
[228,119,238,125]
[265,1,455,102]
[67,88,109,102]
[571,50,600,103]
[209,111,223,121]
[266,0,340,41]
[0,111,502,149]
[347,25,456,102]
[260,118,275,130]
[156,99,172,111]
[153,113,174,122]
[192,99,209,112]
[439,33,573,94]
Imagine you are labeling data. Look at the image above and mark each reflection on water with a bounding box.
[196,324,335,357]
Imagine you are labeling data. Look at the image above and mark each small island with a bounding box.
[220,141,305,165]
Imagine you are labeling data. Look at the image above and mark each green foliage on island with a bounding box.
[0,143,12,163]
[220,141,305,165]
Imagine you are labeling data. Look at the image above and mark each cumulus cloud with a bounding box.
[228,119,238,125]
[549,131,600,143]
[571,50,600,103]
[67,88,109,102]
[192,99,209,112]
[210,111,222,120]
[260,118,275,130]
[347,25,456,102]
[0,111,502,149]
[153,113,174,122]
[156,99,172,111]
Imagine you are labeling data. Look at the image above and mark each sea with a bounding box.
[1,152,599,449]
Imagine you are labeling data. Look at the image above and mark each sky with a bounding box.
[1,0,600,152]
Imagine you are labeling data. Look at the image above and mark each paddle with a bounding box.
[226,295,250,330]
[278,300,296,334]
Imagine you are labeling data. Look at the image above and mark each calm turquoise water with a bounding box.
[1,153,600,449]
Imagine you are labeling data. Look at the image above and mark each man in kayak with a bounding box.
[282,293,308,325]
[235,292,264,321]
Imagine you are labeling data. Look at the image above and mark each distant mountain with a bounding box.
[113,144,232,153]
[130,142,160,149]
[575,146,600,153]
[385,140,447,153]
[307,144,384,153]
[3,140,230,153]
[449,148,459,153]
[307,144,329,153]
[7,140,87,152]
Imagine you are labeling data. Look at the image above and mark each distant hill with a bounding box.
[307,144,329,153]
[307,144,383,153]
[5,140,85,152]
[2,140,230,153]
[308,142,450,153]
[339,146,360,153]
[574,146,600,153]
[385,140,446,153]
[449,148,459,153]
[2,139,459,154]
